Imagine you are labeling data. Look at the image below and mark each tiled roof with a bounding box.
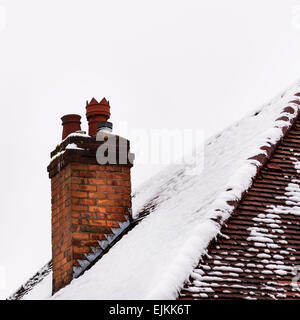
[180,117,300,299]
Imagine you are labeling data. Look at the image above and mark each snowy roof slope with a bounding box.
[180,117,300,299]
[23,83,300,300]
[8,261,52,300]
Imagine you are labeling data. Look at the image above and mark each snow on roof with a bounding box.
[22,271,52,300]
[22,82,300,300]
[179,118,300,299]
[8,261,52,300]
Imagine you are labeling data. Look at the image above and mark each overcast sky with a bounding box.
[1,0,300,299]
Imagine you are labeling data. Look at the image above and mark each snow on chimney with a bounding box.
[48,98,134,294]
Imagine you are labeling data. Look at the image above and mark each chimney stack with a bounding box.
[48,98,133,294]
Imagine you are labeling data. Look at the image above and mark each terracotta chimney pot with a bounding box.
[86,98,111,136]
[61,114,82,140]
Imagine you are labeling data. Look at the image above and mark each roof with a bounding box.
[180,117,300,299]
[11,82,300,300]
[8,262,52,300]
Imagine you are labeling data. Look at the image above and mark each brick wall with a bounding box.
[51,162,132,293]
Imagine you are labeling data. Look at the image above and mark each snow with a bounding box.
[213,266,243,273]
[8,262,52,300]
[50,150,65,161]
[61,131,90,143]
[51,132,88,161]
[23,82,300,300]
[65,143,84,150]
[22,272,52,300]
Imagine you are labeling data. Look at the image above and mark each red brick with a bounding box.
[71,164,90,170]
[106,214,127,221]
[71,177,90,184]
[96,199,116,206]
[89,192,107,199]
[72,198,96,206]
[77,185,97,192]
[71,191,88,198]
[88,178,106,185]
[93,213,105,219]
[112,173,128,179]
[73,170,96,178]
[73,240,100,247]
[73,246,90,254]
[72,232,89,240]
[89,233,106,240]
[97,185,115,193]
[96,171,113,179]
[71,184,79,191]
[89,219,107,226]
[105,207,126,214]
[106,193,123,200]
[72,205,88,212]
[89,206,106,213]
[87,164,103,171]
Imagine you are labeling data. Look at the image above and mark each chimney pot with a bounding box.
[97,121,113,133]
[86,97,111,136]
[61,114,82,140]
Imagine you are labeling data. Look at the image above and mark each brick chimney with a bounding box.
[47,98,134,294]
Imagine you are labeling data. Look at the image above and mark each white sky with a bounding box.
[1,0,300,299]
